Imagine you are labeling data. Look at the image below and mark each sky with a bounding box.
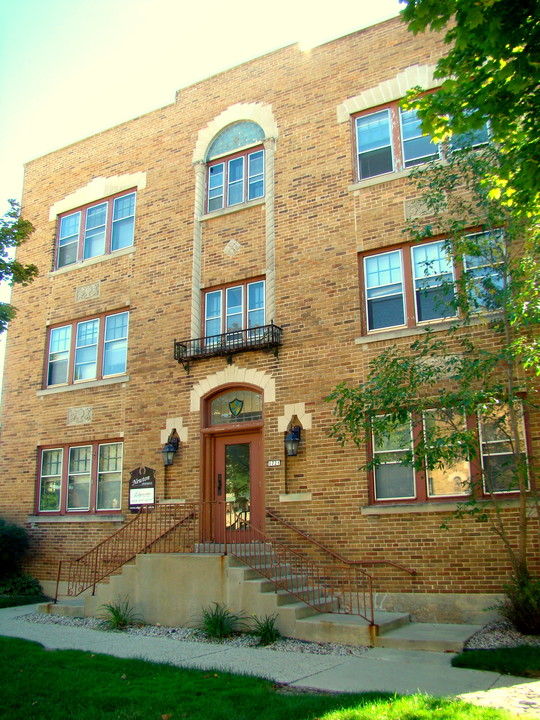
[0,0,403,388]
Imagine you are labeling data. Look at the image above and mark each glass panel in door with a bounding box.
[225,442,250,530]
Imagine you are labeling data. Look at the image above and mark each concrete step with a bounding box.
[38,599,85,618]
[295,610,410,646]
[374,621,482,653]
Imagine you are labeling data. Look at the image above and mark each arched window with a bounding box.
[209,389,262,425]
[206,122,265,213]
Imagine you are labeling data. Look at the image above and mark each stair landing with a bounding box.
[374,620,482,653]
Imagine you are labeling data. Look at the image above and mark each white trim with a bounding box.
[37,374,129,396]
[28,514,125,524]
[192,103,278,164]
[50,245,135,276]
[362,498,525,515]
[49,173,147,221]
[337,64,439,123]
[279,493,313,502]
[190,366,276,411]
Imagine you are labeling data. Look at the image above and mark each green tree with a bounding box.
[0,200,38,333]
[328,146,539,583]
[400,0,540,211]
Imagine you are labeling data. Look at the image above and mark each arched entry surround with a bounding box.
[193,367,275,541]
[200,383,265,541]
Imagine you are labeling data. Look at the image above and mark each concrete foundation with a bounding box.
[374,591,502,624]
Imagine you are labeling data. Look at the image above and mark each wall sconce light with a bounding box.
[284,425,301,456]
[162,435,179,466]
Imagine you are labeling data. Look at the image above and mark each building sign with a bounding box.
[129,466,156,513]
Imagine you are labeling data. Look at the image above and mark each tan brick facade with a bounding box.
[1,16,538,608]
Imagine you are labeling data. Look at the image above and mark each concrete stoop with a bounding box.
[40,553,481,652]
[38,598,85,617]
[373,620,482,653]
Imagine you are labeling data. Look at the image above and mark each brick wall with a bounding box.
[1,15,537,596]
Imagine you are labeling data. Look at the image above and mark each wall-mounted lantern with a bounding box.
[162,434,180,466]
[284,425,302,456]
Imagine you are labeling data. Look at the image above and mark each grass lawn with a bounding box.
[453,646,540,678]
[0,636,517,720]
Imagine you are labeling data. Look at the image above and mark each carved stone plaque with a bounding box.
[76,282,100,302]
[67,406,93,425]
[223,239,241,257]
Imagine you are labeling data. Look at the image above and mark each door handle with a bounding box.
[217,473,222,496]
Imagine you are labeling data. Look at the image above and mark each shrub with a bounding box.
[0,519,30,579]
[98,599,144,631]
[251,613,281,645]
[198,603,246,640]
[0,575,44,598]
[497,573,540,635]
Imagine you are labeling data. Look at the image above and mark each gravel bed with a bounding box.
[20,612,540,654]
[465,621,540,650]
[19,612,369,657]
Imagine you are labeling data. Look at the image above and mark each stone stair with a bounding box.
[41,552,481,652]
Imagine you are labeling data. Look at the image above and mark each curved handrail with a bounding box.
[265,510,416,576]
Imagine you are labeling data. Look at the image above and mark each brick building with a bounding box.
[1,15,537,625]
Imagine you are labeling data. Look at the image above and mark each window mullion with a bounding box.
[76,213,84,263]
[104,198,114,254]
[93,443,99,512]
[243,283,248,329]
[402,247,416,328]
[412,414,427,501]
[97,314,106,379]
[59,446,68,514]
[220,289,226,334]
[390,106,402,172]
[68,322,77,384]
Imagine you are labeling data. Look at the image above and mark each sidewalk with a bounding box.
[1,605,539,717]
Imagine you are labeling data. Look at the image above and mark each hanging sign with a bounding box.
[129,466,156,513]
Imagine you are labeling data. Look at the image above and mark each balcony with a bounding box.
[174,323,283,372]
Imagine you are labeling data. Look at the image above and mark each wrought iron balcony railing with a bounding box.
[174,322,283,372]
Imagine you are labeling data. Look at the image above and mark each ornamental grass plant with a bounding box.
[198,602,247,640]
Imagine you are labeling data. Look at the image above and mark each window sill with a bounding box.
[355,320,455,346]
[362,497,523,516]
[37,374,129,396]
[355,314,496,346]
[348,157,447,192]
[28,514,125,524]
[348,168,412,191]
[279,492,312,503]
[198,197,265,221]
[50,246,135,276]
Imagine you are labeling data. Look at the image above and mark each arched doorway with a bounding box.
[201,387,264,541]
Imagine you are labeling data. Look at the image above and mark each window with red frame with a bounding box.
[45,310,129,387]
[56,190,136,269]
[203,279,265,338]
[370,406,527,503]
[38,441,123,514]
[207,149,264,212]
[205,120,265,213]
[360,232,503,333]
[361,239,456,332]
[354,104,489,182]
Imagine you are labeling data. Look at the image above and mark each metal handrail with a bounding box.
[204,503,375,625]
[54,501,379,627]
[55,503,197,601]
[174,323,282,371]
[265,509,416,576]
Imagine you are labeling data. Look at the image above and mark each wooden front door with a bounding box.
[214,431,262,540]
